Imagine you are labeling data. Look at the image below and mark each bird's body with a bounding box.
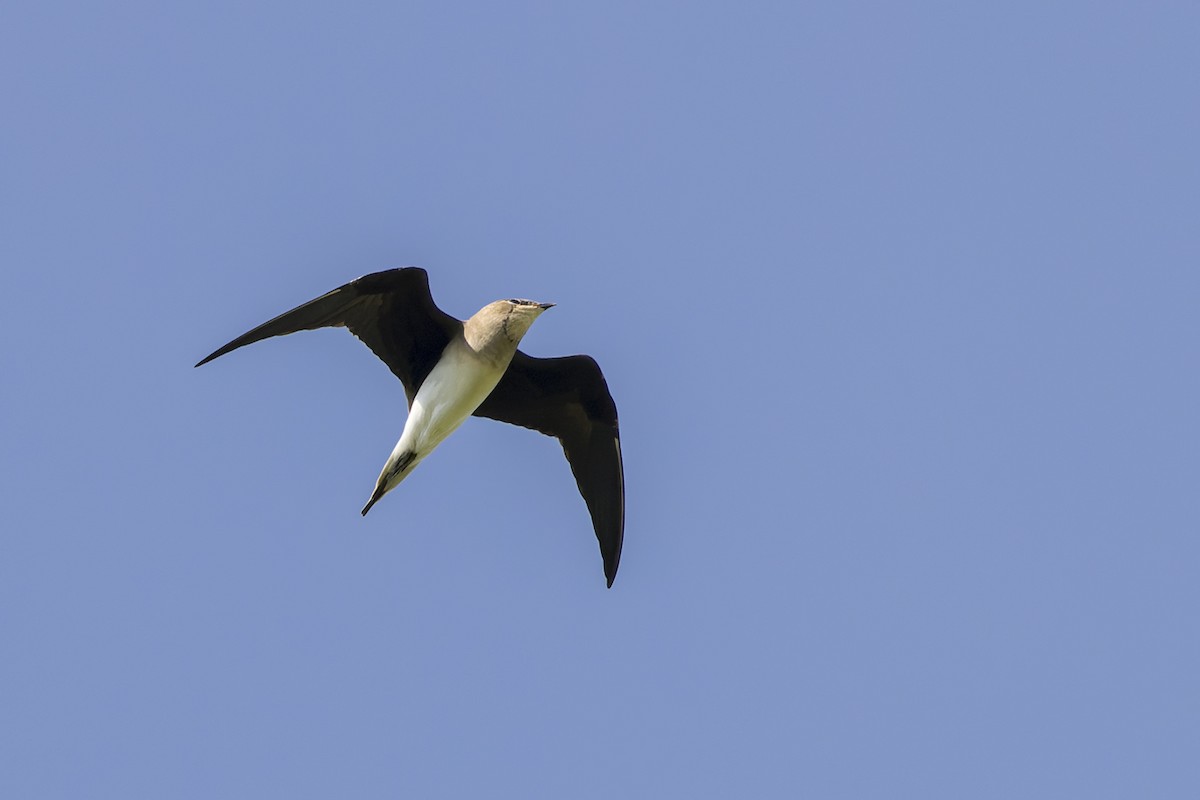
[362,301,545,513]
[363,335,504,513]
[394,336,505,464]
[196,269,624,586]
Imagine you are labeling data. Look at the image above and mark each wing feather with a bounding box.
[195,268,461,404]
[474,353,625,587]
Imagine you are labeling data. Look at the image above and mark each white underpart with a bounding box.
[377,337,508,492]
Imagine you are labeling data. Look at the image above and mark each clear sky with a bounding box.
[3,1,1198,797]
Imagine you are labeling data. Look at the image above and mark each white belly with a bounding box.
[395,340,506,460]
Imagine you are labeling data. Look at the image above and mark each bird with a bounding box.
[196,268,624,587]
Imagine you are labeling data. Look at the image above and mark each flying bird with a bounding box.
[196,268,624,587]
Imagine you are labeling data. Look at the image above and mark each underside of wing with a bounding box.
[474,353,624,587]
[195,268,462,403]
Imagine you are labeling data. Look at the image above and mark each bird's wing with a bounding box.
[473,352,624,587]
[195,268,462,404]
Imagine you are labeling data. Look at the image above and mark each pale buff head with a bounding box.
[463,299,554,360]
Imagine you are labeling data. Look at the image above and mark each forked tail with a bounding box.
[361,450,417,516]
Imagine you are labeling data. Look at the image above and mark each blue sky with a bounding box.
[3,1,1198,797]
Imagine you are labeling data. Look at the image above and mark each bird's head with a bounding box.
[467,299,555,352]
[499,298,555,342]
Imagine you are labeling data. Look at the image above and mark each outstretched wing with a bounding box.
[195,268,462,405]
[474,353,624,587]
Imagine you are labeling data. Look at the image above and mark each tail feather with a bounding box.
[361,486,387,516]
[361,450,418,515]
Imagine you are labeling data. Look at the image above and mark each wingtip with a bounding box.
[194,350,221,368]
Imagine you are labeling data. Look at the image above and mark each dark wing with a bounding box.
[474,353,624,587]
[195,268,462,405]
